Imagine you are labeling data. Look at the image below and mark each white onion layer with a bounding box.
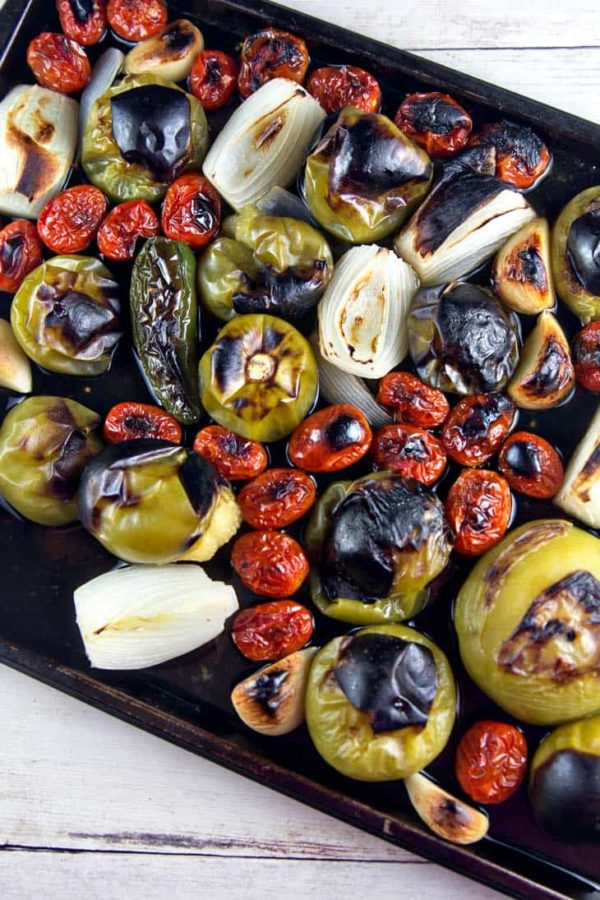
[555,406,600,529]
[79,48,124,145]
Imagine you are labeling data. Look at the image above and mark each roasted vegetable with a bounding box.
[305,471,452,625]
[130,237,199,425]
[161,174,221,250]
[288,404,372,473]
[404,773,489,844]
[306,66,381,114]
[11,255,121,377]
[573,321,600,392]
[238,29,309,97]
[508,311,574,410]
[551,186,600,323]
[498,431,564,499]
[445,469,512,557]
[97,200,160,262]
[377,372,449,428]
[238,468,316,528]
[198,206,333,321]
[372,424,446,486]
[0,396,102,525]
[455,721,528,805]
[27,32,91,94]
[231,600,314,662]
[37,185,108,254]
[394,92,472,158]
[0,319,32,393]
[231,530,309,598]
[304,107,433,244]
[305,626,456,781]
[0,220,43,293]
[78,439,240,565]
[408,282,520,395]
[199,313,318,442]
[492,217,555,314]
[455,519,600,725]
[57,0,107,46]
[190,50,238,110]
[82,73,209,203]
[469,120,551,189]
[107,0,167,42]
[79,47,124,146]
[123,20,203,81]
[529,714,600,841]
[441,392,515,467]
[554,406,600,529]
[193,426,268,481]
[102,402,182,445]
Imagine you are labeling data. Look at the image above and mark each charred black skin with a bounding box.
[334,632,438,732]
[530,749,600,841]
[162,21,197,53]
[504,440,543,477]
[523,338,572,396]
[457,393,514,441]
[403,96,469,136]
[477,119,546,173]
[518,246,547,288]
[244,32,306,94]
[41,287,120,356]
[247,668,289,717]
[325,413,364,451]
[567,210,600,295]
[232,260,328,320]
[70,0,95,23]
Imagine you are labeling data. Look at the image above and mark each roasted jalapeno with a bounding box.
[0,396,102,526]
[573,321,600,392]
[37,186,108,255]
[508,311,574,410]
[305,625,456,781]
[445,469,512,557]
[161,173,221,250]
[456,721,528,805]
[102,402,183,445]
[57,0,107,46]
[82,73,209,203]
[372,424,446,486]
[130,237,199,425]
[27,32,91,95]
[199,314,318,443]
[441,393,515,467]
[231,599,314,662]
[394,92,472,158]
[305,471,452,625]
[11,255,121,377]
[376,372,449,428]
[306,65,381,114]
[198,206,333,322]
[498,431,564,499]
[304,107,433,244]
[238,468,316,528]
[190,50,238,110]
[193,426,268,481]
[78,439,240,565]
[231,530,309,597]
[288,404,372,473]
[469,119,551,189]
[551,186,600,323]
[0,220,43,294]
[238,29,309,98]
[454,519,600,725]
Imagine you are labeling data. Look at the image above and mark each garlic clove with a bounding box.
[404,772,489,844]
[0,319,32,393]
[492,217,555,314]
[508,311,574,409]
[554,406,600,529]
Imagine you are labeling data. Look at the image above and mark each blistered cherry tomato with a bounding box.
[573,321,600,392]
[97,200,160,262]
[469,120,551,189]
[56,0,107,46]
[231,531,309,598]
[27,32,91,94]
[456,721,528,805]
[442,393,515,468]
[161,174,221,250]
[37,185,107,254]
[288,404,372,473]
[376,371,449,428]
[107,0,167,42]
[394,92,472,158]
[239,469,316,529]
[498,431,563,499]
[103,402,182,444]
[372,424,446,485]
[445,469,512,557]
[0,220,43,294]
[231,599,314,662]
[306,65,381,114]
[190,50,238,110]
[238,28,309,98]
[193,426,268,481]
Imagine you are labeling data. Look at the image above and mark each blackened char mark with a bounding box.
[403,95,468,135]
[248,668,288,717]
[567,209,600,295]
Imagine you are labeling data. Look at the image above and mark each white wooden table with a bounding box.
[1,2,598,898]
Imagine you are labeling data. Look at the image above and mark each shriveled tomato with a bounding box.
[0,220,43,293]
[161,174,221,250]
[306,65,381,114]
[442,393,515,467]
[107,0,167,42]
[573,321,600,393]
[103,402,182,444]
[238,28,309,98]
[498,431,563,499]
[288,404,372,473]
[456,720,528,805]
[37,185,107,254]
[239,469,316,529]
[469,120,551,189]
[394,92,472,158]
[445,469,512,556]
[56,0,107,46]
[27,32,91,94]
[372,424,446,485]
[190,50,238,110]
[97,200,160,262]
[231,530,309,597]
[376,371,449,428]
[193,426,268,481]
[231,599,314,662]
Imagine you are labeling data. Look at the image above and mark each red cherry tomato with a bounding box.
[469,120,551,189]
[372,424,447,485]
[231,599,314,662]
[0,220,43,294]
[27,32,91,94]
[306,65,381,114]
[239,469,316,529]
[107,0,167,42]
[231,531,309,598]
[445,469,512,557]
[238,28,309,98]
[573,321,600,393]
[37,185,107,254]
[103,402,182,444]
[376,371,449,428]
[498,431,564,499]
[394,92,472,158]
[288,404,372,473]
[161,174,221,250]
[193,426,268,481]
[456,720,528,805]
[97,200,160,262]
[56,0,107,46]
[190,50,238,110]
[442,393,515,468]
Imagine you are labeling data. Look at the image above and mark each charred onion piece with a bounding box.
[492,217,555,314]
[552,186,600,323]
[404,773,489,844]
[469,119,551,189]
[554,406,600,529]
[123,19,204,82]
[238,29,309,97]
[394,92,472,158]
[508,311,574,409]
[0,319,32,393]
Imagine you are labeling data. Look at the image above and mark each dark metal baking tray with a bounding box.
[1,1,599,897]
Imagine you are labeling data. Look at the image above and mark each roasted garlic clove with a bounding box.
[508,311,574,409]
[0,319,32,393]
[492,217,555,314]
[404,773,489,844]
[554,406,599,528]
[231,647,318,736]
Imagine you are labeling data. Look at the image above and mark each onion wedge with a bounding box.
[79,47,124,143]
[554,406,600,528]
